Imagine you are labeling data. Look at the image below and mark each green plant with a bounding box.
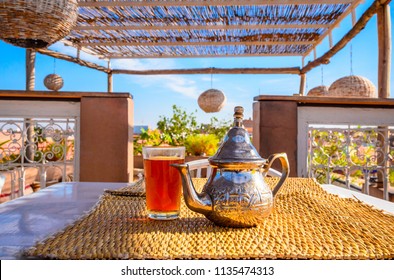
[0,139,20,164]
[389,170,394,185]
[198,117,232,142]
[184,134,219,156]
[133,105,234,156]
[0,140,9,164]
[0,140,10,147]
[133,129,163,155]
[156,105,198,146]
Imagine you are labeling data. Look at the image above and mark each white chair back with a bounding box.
[186,159,281,178]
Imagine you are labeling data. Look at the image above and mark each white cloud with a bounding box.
[121,72,200,99]
[162,75,199,99]
[232,86,252,97]
[201,76,219,84]
[110,58,201,99]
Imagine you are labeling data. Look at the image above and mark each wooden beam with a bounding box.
[74,23,330,32]
[377,3,391,98]
[36,46,301,74]
[79,40,314,47]
[36,48,110,74]
[105,52,303,59]
[111,67,301,75]
[78,0,355,8]
[301,0,392,74]
[303,0,364,57]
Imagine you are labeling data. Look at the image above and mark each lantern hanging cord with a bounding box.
[53,58,56,74]
[321,66,324,85]
[210,68,213,88]
[350,44,353,75]
[305,74,308,91]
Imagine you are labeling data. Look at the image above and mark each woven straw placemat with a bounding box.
[23,178,394,260]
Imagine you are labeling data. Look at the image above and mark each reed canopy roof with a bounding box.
[65,0,364,60]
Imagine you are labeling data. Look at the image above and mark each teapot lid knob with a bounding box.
[234,106,244,119]
[233,106,244,127]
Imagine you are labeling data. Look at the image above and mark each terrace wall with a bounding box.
[0,90,134,184]
[253,95,394,201]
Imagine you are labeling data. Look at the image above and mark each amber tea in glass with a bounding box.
[143,146,185,220]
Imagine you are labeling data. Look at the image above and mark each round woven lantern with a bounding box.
[198,89,227,113]
[328,75,377,98]
[0,0,78,48]
[44,74,64,91]
[307,85,329,97]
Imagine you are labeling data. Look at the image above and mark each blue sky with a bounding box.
[0,0,392,128]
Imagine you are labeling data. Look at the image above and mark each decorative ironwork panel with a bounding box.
[307,125,394,200]
[0,118,77,200]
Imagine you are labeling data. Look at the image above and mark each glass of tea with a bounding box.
[142,146,185,220]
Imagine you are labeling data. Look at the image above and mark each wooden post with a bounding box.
[377,3,391,198]
[299,74,306,95]
[107,60,113,93]
[377,3,391,98]
[26,49,36,91]
[108,72,113,93]
[25,49,36,162]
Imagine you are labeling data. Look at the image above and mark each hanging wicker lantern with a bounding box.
[0,0,78,48]
[328,75,377,98]
[198,89,227,113]
[307,85,329,97]
[44,74,64,91]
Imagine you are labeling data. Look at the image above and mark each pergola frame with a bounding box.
[24,0,391,97]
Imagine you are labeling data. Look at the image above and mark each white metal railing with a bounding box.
[298,107,394,201]
[0,101,80,201]
[307,125,394,200]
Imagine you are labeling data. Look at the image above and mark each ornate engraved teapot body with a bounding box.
[172,106,289,227]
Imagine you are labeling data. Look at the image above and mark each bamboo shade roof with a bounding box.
[63,0,365,59]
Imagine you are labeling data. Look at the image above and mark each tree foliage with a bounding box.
[156,105,199,146]
[198,116,232,142]
[133,105,232,156]
[185,134,219,156]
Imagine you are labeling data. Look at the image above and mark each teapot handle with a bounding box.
[263,153,290,198]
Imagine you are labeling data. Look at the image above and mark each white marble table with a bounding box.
[0,181,393,260]
[0,182,128,260]
[321,184,394,215]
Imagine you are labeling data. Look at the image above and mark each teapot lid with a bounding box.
[209,106,266,168]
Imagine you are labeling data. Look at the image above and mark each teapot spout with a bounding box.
[171,163,212,215]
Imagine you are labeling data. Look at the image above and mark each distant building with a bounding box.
[243,118,253,135]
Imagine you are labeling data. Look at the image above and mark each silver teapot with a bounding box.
[172,106,289,227]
